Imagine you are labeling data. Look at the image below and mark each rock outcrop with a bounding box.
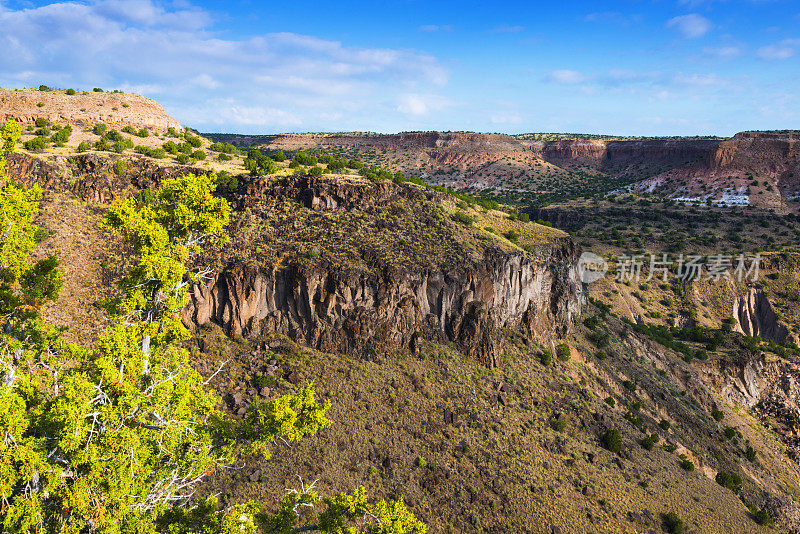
[181,176,585,366]
[733,289,793,343]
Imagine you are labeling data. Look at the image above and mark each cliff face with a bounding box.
[0,88,182,132]
[182,242,583,366]
[181,175,585,366]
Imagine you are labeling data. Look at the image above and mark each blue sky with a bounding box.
[1,0,798,135]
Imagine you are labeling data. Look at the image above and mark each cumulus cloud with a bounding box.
[396,94,451,116]
[545,69,589,84]
[757,39,800,60]
[666,14,713,38]
[488,25,524,34]
[702,45,744,59]
[0,0,449,132]
[419,24,452,32]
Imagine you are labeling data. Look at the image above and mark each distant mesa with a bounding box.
[0,87,182,133]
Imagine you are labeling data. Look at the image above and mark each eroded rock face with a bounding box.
[734,289,793,343]
[182,242,584,366]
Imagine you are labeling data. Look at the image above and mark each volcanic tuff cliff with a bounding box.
[0,88,183,132]
[182,175,585,366]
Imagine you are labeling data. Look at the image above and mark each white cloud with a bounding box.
[396,94,451,116]
[545,69,589,84]
[419,24,452,32]
[490,113,522,125]
[488,25,524,34]
[757,39,800,60]
[703,45,743,59]
[0,0,449,132]
[666,14,713,38]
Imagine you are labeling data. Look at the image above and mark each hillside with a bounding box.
[0,87,182,132]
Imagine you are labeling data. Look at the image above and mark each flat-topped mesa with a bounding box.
[0,88,183,133]
[181,174,586,365]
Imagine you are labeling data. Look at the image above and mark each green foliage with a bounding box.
[415,456,428,469]
[34,117,48,128]
[38,84,49,91]
[209,142,236,154]
[309,165,323,176]
[503,229,519,243]
[539,350,552,366]
[77,140,91,152]
[23,135,47,151]
[753,508,773,526]
[711,408,724,422]
[453,211,473,226]
[583,315,599,330]
[103,174,231,322]
[641,434,659,451]
[604,396,615,407]
[601,428,622,452]
[715,471,742,492]
[93,123,107,136]
[50,124,72,145]
[659,419,671,431]
[65,88,76,95]
[244,149,278,176]
[679,458,695,471]
[745,445,757,462]
[662,512,684,534]
[555,343,570,361]
[184,133,202,148]
[551,415,567,432]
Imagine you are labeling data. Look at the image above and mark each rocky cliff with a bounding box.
[181,175,585,366]
[0,88,182,132]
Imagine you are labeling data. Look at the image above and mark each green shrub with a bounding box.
[176,153,191,165]
[596,349,607,360]
[662,512,683,534]
[555,343,570,361]
[723,426,736,440]
[184,133,202,148]
[215,171,239,193]
[503,230,519,243]
[77,141,91,152]
[309,165,323,176]
[753,508,773,525]
[745,445,756,462]
[679,458,694,471]
[65,88,76,95]
[551,415,567,432]
[93,87,103,92]
[416,456,428,468]
[243,149,277,176]
[24,136,47,151]
[38,84,49,91]
[93,123,107,136]
[715,471,742,492]
[122,125,136,135]
[191,150,206,161]
[539,350,552,366]
[711,408,724,422]
[453,211,473,226]
[662,443,677,453]
[35,118,48,128]
[218,153,232,161]
[659,419,671,431]
[601,428,621,452]
[137,128,149,138]
[641,434,659,451]
[583,316,599,330]
[622,380,635,392]
[604,396,615,407]
[588,330,609,348]
[50,125,72,145]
